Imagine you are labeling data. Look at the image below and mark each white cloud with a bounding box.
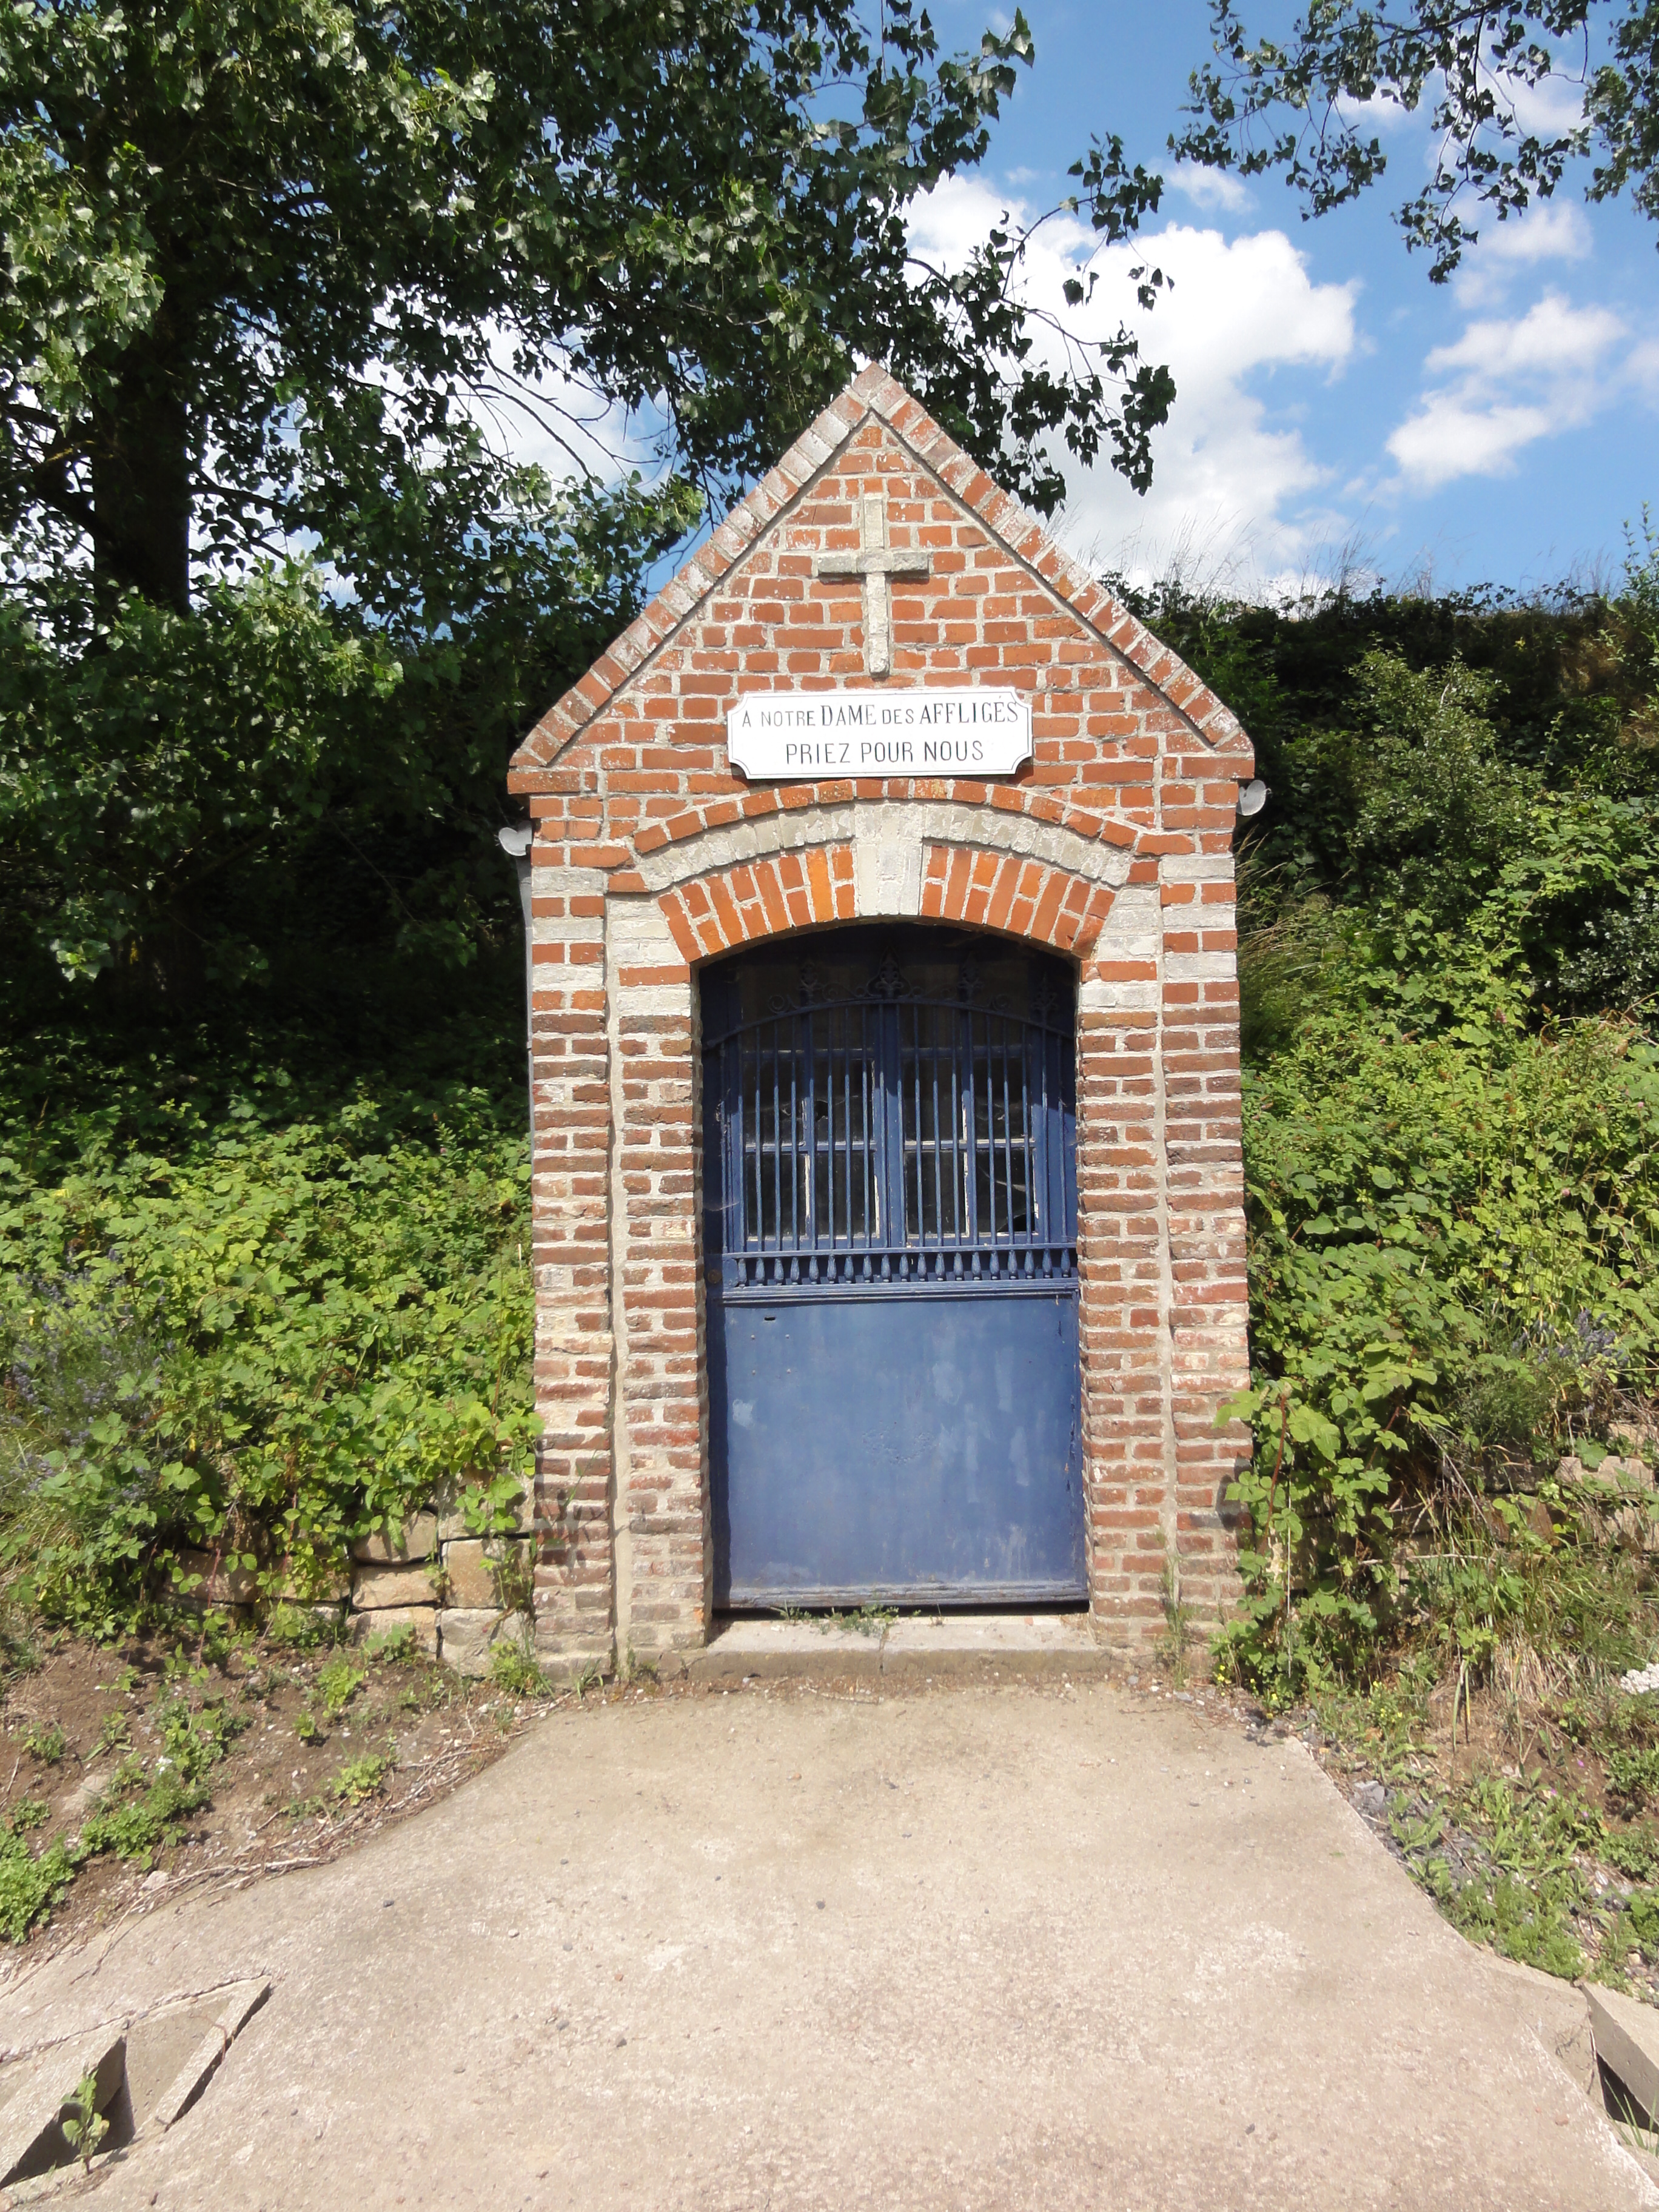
[1167,164,1252,213]
[1453,200,1592,304]
[1475,201,1591,266]
[1387,292,1626,488]
[907,177,1359,588]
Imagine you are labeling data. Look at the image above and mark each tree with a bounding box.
[1,2,1175,1007]
[1,0,1170,614]
[1173,0,1659,280]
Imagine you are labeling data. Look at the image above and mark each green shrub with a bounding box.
[1221,1007,1659,1688]
[0,1078,534,1630]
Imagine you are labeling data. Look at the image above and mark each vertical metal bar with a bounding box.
[769,1021,782,1252]
[800,1013,814,1256]
[724,1035,742,1265]
[930,1014,943,1249]
[862,1002,874,1254]
[793,1016,802,1250]
[747,1042,759,1249]
[1008,1017,1022,1247]
[963,1010,977,1254]
[960,1013,973,1256]
[825,1010,837,1251]
[908,1005,922,1245]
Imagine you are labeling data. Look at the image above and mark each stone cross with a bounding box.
[814,492,931,677]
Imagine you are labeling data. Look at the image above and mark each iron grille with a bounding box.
[702,931,1076,1295]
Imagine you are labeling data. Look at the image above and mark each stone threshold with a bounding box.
[685,1611,1113,1683]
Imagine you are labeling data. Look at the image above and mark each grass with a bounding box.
[1279,1495,1659,1999]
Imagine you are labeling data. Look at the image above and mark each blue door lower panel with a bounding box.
[709,1287,1085,1607]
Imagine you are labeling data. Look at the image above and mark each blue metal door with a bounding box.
[703,926,1084,1607]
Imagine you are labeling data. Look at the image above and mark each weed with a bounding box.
[9,1797,47,1831]
[266,1603,335,1649]
[1436,1866,1586,1978]
[1605,1824,1659,1880]
[1609,1886,1659,1965]
[1159,1555,1192,1687]
[331,1750,392,1804]
[1607,1744,1659,1811]
[59,2072,107,2172]
[21,1720,64,1765]
[153,1694,241,1778]
[95,1712,130,1756]
[488,1642,547,1698]
[361,1626,415,1664]
[0,1828,75,1941]
[818,1603,894,1639]
[80,1768,208,1867]
[295,1706,323,1746]
[317,1658,365,1715]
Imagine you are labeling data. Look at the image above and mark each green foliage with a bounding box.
[72,1692,238,1869]
[1,0,1164,597]
[1606,1824,1659,1880]
[1607,1744,1659,1811]
[0,1069,534,1630]
[1293,652,1532,925]
[488,1641,549,1698]
[266,1603,337,1651]
[1219,1006,1659,1687]
[1436,1866,1587,1979]
[22,1720,64,1765]
[0,1825,75,1942]
[361,1626,417,1666]
[79,1767,208,1868]
[331,1750,392,1804]
[1175,0,1659,281]
[1387,1775,1600,1979]
[1198,582,1659,1693]
[0,565,400,985]
[317,1660,365,1717]
[59,2071,108,2173]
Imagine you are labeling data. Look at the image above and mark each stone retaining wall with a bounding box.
[171,1491,543,1678]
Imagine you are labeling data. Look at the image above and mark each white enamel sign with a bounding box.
[725,688,1032,781]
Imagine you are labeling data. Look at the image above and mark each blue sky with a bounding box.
[916,0,1659,596]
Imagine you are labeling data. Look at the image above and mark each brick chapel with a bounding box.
[506,364,1255,1676]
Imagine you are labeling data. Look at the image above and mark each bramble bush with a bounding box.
[0,1049,534,1634]
[1224,1000,1659,1684]
[1207,615,1659,1692]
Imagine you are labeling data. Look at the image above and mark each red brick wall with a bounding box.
[509,367,1253,1672]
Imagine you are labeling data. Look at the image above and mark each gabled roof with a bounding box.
[510,363,1250,774]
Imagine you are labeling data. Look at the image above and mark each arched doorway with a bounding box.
[701,923,1084,1608]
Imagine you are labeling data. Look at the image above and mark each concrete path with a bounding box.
[2,1680,1651,2211]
